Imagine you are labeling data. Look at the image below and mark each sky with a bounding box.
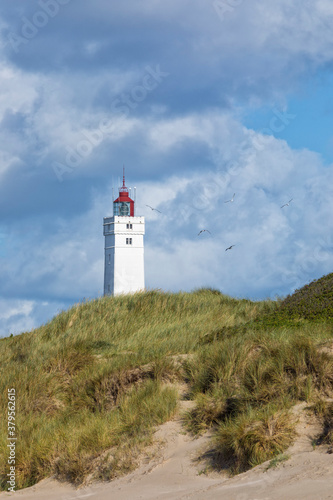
[1,0,333,337]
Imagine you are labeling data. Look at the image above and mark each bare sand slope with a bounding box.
[2,402,333,500]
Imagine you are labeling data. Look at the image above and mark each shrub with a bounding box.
[214,405,296,473]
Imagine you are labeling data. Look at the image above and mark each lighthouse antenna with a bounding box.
[123,165,126,188]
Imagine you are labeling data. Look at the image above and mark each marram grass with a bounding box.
[214,404,295,473]
[0,285,333,489]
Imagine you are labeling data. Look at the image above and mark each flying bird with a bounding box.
[146,205,161,213]
[224,193,236,203]
[225,245,235,251]
[198,229,211,236]
[281,199,293,208]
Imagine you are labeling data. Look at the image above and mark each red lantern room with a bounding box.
[113,169,135,217]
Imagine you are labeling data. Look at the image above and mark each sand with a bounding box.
[1,401,333,500]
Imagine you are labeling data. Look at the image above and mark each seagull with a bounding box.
[198,229,211,236]
[225,245,235,251]
[224,193,236,203]
[281,199,293,208]
[146,205,161,213]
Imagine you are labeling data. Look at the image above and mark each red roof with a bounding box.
[113,169,135,215]
[114,173,134,203]
[114,193,133,203]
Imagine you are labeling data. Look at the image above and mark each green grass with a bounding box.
[265,453,290,470]
[214,405,295,473]
[1,281,333,489]
[0,289,260,490]
[266,272,333,322]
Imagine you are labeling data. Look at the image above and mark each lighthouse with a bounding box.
[103,171,145,296]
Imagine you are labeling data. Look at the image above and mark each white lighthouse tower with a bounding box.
[103,170,145,296]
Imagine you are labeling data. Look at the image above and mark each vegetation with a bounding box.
[184,320,333,472]
[272,272,333,321]
[0,278,333,489]
[311,399,333,446]
[265,453,290,470]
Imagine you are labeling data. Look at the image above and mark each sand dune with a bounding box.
[2,401,333,500]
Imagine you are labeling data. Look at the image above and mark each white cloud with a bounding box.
[0,299,34,321]
[0,299,41,337]
[0,66,38,115]
[1,0,333,336]
[0,298,68,338]
[3,110,333,304]
[1,111,333,336]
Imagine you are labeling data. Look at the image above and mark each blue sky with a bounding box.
[243,72,333,163]
[1,0,333,337]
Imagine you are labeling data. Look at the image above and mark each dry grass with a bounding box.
[0,289,261,490]
[214,405,296,473]
[311,399,333,445]
[184,300,333,472]
[1,286,333,489]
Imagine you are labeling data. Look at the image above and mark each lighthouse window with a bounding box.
[126,223,133,229]
[126,238,132,245]
[114,201,130,216]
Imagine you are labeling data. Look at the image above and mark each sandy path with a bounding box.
[1,402,333,500]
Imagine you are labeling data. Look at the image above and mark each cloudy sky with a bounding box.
[1,0,333,337]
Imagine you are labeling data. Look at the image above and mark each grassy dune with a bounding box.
[0,283,333,489]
